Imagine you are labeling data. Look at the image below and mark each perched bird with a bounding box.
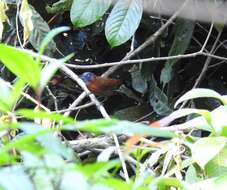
[80,72,122,96]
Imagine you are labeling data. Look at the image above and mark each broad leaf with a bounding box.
[191,137,226,169]
[70,0,112,28]
[105,0,143,47]
[175,88,224,108]
[16,109,74,124]
[0,44,41,89]
[205,146,227,177]
[185,165,199,183]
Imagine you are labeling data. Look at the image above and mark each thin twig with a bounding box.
[19,48,130,183]
[193,28,222,88]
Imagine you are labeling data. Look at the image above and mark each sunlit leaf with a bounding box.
[205,146,227,177]
[105,0,143,47]
[16,109,74,124]
[191,137,226,169]
[70,0,112,28]
[0,78,14,112]
[0,44,41,90]
[175,88,224,108]
[46,0,73,13]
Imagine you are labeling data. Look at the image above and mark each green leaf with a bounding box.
[98,178,131,190]
[16,109,74,124]
[46,0,73,13]
[191,137,226,169]
[0,78,24,113]
[152,177,186,189]
[0,129,46,156]
[160,19,195,85]
[11,79,25,108]
[214,174,227,189]
[163,108,212,127]
[75,161,119,178]
[160,63,172,87]
[70,0,112,28]
[77,119,175,138]
[105,0,143,47]
[130,65,148,94]
[175,88,224,108]
[185,165,199,183]
[192,174,227,190]
[0,166,34,190]
[209,106,227,134]
[0,44,41,90]
[205,146,227,177]
[0,78,14,112]
[149,76,172,116]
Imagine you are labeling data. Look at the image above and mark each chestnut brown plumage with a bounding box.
[80,72,122,96]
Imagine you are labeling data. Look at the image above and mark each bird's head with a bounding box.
[80,72,96,84]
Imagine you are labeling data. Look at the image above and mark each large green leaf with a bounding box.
[192,174,227,190]
[105,0,143,47]
[205,146,227,177]
[16,109,74,124]
[0,44,41,90]
[70,0,112,28]
[191,137,226,169]
[175,88,224,108]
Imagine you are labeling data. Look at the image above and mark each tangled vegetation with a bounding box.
[0,0,227,189]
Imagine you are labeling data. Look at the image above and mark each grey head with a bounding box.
[79,72,95,84]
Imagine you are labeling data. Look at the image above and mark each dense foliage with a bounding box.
[0,0,227,189]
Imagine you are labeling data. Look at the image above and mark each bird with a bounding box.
[79,72,122,96]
